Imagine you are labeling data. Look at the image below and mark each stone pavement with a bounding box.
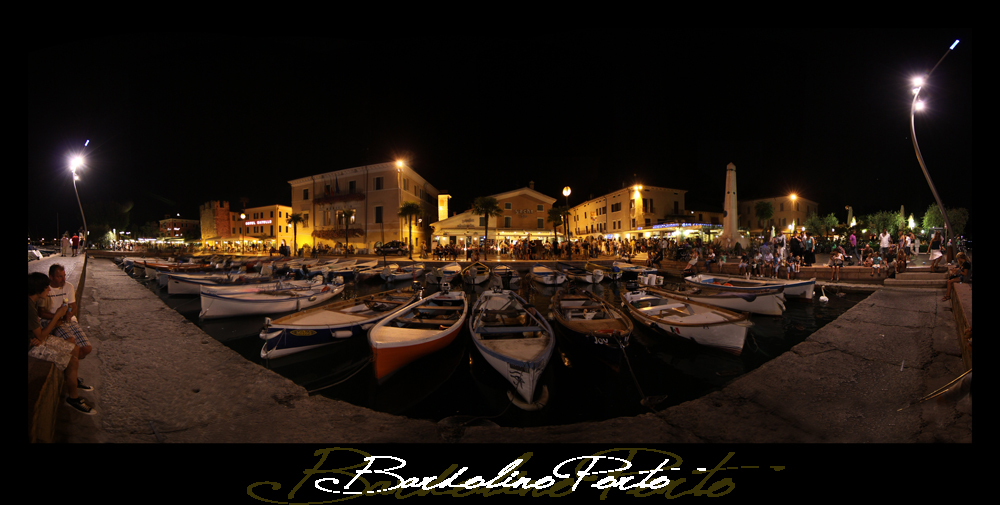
[30,252,970,444]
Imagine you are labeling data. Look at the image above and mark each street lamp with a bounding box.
[562,186,571,241]
[910,39,959,249]
[69,155,88,247]
[240,213,246,254]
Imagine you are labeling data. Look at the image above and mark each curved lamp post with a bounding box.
[69,155,88,246]
[909,39,959,249]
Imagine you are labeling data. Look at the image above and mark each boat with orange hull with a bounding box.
[368,285,468,382]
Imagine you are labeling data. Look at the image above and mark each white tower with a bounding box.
[715,162,747,250]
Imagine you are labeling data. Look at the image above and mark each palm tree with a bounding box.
[471,196,503,261]
[343,209,356,255]
[754,201,774,234]
[398,201,422,260]
[287,213,304,257]
[547,205,569,242]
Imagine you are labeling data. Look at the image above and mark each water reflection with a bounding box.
[141,264,868,427]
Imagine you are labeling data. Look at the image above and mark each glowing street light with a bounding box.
[68,153,88,246]
[910,39,959,248]
[562,186,571,241]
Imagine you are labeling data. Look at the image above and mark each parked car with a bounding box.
[375,241,409,256]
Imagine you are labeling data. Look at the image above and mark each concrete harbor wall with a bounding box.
[30,253,970,444]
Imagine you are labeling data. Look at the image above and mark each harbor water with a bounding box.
[143,268,868,428]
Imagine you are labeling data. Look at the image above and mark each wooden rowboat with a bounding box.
[550,287,632,357]
[260,286,419,359]
[686,273,815,300]
[368,285,468,382]
[620,286,752,355]
[461,261,491,285]
[468,287,555,408]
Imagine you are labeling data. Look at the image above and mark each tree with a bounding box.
[471,196,503,260]
[754,201,774,232]
[921,204,969,238]
[803,212,839,239]
[398,201,422,260]
[343,209,356,254]
[547,206,569,241]
[82,200,131,248]
[287,213,304,256]
[865,211,901,238]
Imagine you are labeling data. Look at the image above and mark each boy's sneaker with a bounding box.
[77,378,94,391]
[66,397,97,415]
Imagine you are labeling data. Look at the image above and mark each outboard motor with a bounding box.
[501,270,513,290]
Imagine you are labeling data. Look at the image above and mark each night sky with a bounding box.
[28,30,972,241]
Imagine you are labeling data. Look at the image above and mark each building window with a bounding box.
[537,218,544,229]
[375,206,383,224]
[374,177,384,190]
[504,216,511,228]
[349,181,357,193]
[479,216,487,227]
[537,204,543,211]
[403,178,409,192]
[303,189,309,200]
[504,202,512,210]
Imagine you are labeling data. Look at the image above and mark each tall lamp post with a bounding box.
[69,155,88,247]
[562,186,571,242]
[910,39,959,251]
[240,213,246,254]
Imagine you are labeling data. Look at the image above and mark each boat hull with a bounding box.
[621,288,752,355]
[199,283,344,319]
[426,263,461,284]
[468,289,555,406]
[260,290,417,359]
[529,264,566,285]
[551,288,632,363]
[687,274,815,300]
[368,291,468,381]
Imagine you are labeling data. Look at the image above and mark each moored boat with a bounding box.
[426,262,461,284]
[468,287,555,408]
[166,270,274,295]
[199,277,345,319]
[491,264,521,288]
[260,285,419,359]
[686,273,815,300]
[460,262,491,285]
[529,263,566,285]
[380,263,425,282]
[560,262,604,283]
[648,281,786,316]
[620,286,753,355]
[368,285,468,381]
[550,287,632,357]
[612,261,658,282]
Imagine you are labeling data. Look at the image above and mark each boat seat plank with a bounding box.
[478,325,543,334]
[481,309,521,317]
[640,303,686,311]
